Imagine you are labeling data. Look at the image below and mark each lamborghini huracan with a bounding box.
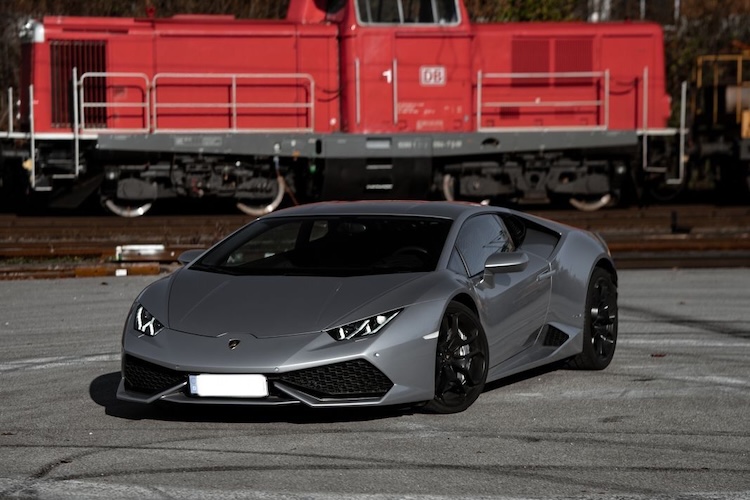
[117,201,618,413]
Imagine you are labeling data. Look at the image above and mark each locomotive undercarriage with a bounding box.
[4,140,294,217]
[99,155,290,217]
[8,128,743,216]
[441,154,627,211]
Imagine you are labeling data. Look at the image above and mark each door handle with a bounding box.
[536,269,556,282]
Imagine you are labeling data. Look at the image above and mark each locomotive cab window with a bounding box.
[356,0,458,25]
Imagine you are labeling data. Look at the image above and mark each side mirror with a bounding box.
[484,251,529,274]
[177,249,205,265]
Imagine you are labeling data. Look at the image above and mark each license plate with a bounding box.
[188,374,268,398]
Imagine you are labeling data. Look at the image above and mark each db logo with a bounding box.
[420,66,446,86]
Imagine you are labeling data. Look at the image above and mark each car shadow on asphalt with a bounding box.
[90,361,568,423]
[89,372,418,423]
[482,360,568,393]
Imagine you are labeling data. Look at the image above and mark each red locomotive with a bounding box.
[1,0,679,216]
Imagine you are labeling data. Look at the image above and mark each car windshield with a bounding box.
[193,215,452,277]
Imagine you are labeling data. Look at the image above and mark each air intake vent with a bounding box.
[50,40,107,128]
[511,38,550,86]
[543,326,569,347]
[123,355,186,395]
[277,359,393,398]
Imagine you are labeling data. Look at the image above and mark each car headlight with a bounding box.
[326,309,401,341]
[134,304,165,337]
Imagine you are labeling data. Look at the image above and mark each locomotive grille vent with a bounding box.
[511,38,549,86]
[50,40,107,128]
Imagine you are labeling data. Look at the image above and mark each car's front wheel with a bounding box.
[424,302,488,414]
[568,267,618,370]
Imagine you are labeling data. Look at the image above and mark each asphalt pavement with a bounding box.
[0,269,748,500]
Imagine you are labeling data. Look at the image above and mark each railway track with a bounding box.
[1,205,749,279]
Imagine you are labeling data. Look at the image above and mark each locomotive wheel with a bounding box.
[442,174,457,201]
[569,194,612,212]
[235,174,286,216]
[102,197,153,217]
[441,174,490,205]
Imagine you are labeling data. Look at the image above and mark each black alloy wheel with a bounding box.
[569,267,618,370]
[425,302,488,414]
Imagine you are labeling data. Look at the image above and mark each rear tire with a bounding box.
[568,267,618,370]
[424,302,488,414]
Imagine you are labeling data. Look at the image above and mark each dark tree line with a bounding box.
[3,0,750,128]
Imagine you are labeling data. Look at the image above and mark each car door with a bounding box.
[453,214,552,367]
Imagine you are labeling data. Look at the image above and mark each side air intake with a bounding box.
[543,326,569,347]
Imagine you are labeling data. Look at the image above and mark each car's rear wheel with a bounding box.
[424,302,488,414]
[568,267,618,370]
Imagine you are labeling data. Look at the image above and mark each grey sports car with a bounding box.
[117,201,617,413]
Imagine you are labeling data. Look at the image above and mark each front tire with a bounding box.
[568,267,618,370]
[424,302,488,414]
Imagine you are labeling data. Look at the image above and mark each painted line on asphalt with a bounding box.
[0,479,748,500]
[619,338,750,347]
[0,353,119,373]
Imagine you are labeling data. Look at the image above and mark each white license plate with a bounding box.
[188,374,268,398]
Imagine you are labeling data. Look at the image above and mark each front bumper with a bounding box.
[117,355,397,407]
[117,300,444,407]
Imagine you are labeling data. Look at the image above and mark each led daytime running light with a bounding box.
[327,309,401,341]
[134,305,164,337]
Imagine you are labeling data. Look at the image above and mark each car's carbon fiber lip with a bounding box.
[273,382,384,407]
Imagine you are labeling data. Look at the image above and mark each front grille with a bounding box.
[277,359,393,398]
[123,355,186,395]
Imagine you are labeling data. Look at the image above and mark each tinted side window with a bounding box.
[447,247,467,275]
[455,215,514,277]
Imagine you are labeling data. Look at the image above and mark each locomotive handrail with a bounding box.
[476,70,610,132]
[151,72,315,133]
[75,71,316,134]
[78,72,151,133]
[5,87,12,135]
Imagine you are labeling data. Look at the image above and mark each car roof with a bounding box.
[259,200,500,220]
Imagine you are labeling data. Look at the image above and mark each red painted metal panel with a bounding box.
[472,22,670,131]
[24,3,669,138]
[394,31,472,132]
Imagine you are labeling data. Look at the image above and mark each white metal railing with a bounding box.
[79,71,151,133]
[75,71,316,134]
[150,72,315,133]
[5,87,12,135]
[355,58,361,126]
[476,70,611,132]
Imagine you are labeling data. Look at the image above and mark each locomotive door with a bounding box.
[393,31,471,132]
[601,36,655,130]
[351,0,470,133]
[356,30,398,132]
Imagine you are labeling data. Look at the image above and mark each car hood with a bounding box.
[165,268,431,338]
